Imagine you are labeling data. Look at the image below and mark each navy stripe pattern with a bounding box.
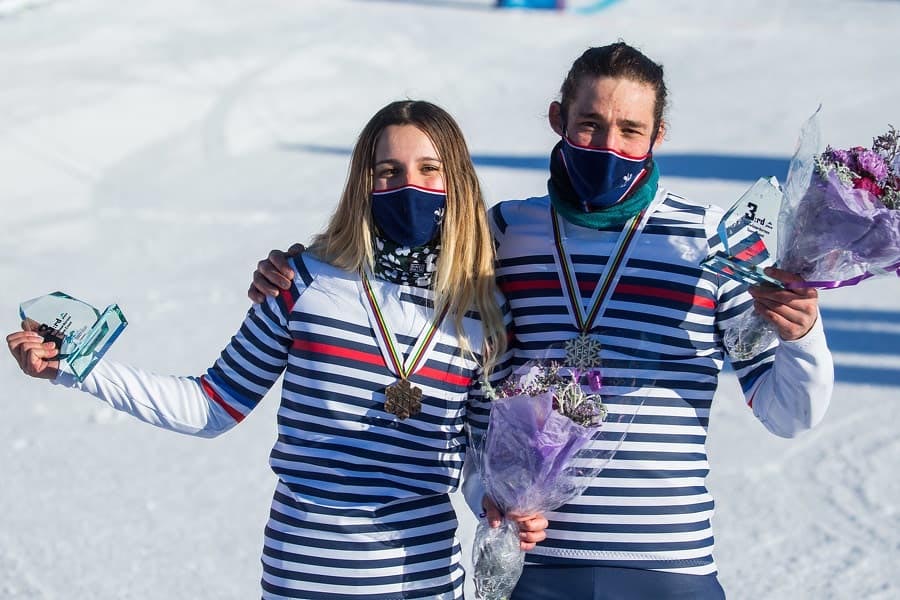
[491,192,775,576]
[203,255,507,599]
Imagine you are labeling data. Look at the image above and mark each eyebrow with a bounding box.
[374,157,443,166]
[618,118,648,130]
[576,111,649,130]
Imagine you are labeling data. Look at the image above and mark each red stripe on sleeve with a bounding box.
[200,375,245,423]
[280,287,295,313]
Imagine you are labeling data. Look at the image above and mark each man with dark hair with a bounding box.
[249,42,833,599]
[481,41,832,599]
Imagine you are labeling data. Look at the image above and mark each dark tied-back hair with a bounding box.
[560,42,668,134]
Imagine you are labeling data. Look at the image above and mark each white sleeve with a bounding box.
[462,368,494,519]
[52,359,237,438]
[461,452,486,518]
[462,303,514,518]
[747,312,834,438]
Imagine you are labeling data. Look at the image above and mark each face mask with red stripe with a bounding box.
[559,135,651,211]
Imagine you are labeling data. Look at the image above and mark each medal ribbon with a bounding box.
[550,192,663,335]
[359,272,449,381]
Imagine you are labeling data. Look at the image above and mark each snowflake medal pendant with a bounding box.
[384,378,423,420]
[564,334,603,370]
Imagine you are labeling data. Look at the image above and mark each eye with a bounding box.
[376,167,398,178]
[421,163,442,173]
[621,125,647,137]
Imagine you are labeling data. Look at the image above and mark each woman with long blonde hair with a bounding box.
[7,100,546,599]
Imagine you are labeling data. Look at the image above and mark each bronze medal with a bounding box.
[359,273,448,422]
[384,378,424,420]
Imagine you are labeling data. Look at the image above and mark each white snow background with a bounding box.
[1,0,899,598]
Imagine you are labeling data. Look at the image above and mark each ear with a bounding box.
[652,119,667,149]
[548,101,564,137]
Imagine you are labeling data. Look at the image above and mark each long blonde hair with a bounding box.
[308,100,506,374]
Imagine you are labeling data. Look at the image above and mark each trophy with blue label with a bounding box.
[702,176,785,288]
[18,291,127,381]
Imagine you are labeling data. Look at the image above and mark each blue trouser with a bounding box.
[511,565,727,600]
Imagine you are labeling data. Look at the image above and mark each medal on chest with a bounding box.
[550,205,654,368]
[384,378,424,420]
[564,333,603,370]
[359,273,449,420]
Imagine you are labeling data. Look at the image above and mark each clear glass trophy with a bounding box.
[18,291,127,381]
[701,176,785,288]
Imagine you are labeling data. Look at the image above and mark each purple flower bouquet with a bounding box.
[470,361,641,600]
[724,110,900,359]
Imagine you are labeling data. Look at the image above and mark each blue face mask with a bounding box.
[371,185,446,247]
[559,135,651,211]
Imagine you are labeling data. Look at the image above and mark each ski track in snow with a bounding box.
[708,382,900,599]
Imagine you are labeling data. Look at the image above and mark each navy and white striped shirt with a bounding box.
[489,190,832,576]
[59,254,510,599]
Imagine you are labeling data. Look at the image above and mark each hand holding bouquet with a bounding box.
[470,361,640,600]
[718,110,900,359]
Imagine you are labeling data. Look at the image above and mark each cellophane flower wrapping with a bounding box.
[726,111,900,359]
[469,361,641,600]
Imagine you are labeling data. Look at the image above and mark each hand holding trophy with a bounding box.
[12,291,127,381]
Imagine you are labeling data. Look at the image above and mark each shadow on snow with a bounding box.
[820,307,900,387]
